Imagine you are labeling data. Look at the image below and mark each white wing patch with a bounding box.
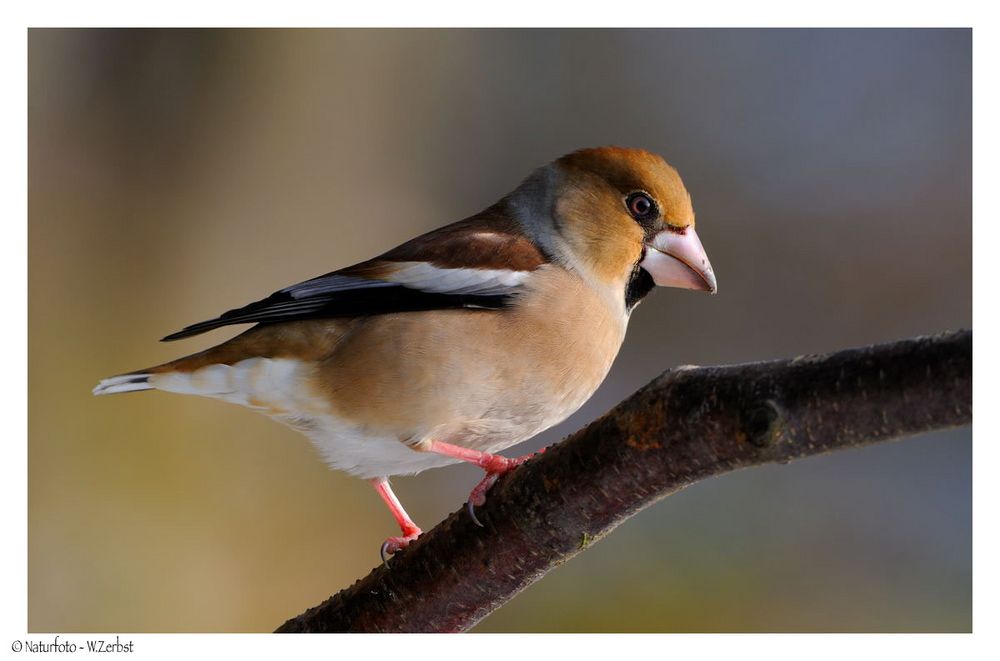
[284,262,531,300]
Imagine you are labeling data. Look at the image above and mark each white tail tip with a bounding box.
[93,374,153,396]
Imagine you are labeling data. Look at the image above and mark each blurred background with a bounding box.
[28,29,970,632]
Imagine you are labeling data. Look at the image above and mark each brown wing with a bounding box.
[161,204,549,341]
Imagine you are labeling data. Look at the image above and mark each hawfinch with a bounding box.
[94,146,717,559]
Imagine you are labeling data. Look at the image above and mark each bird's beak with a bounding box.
[639,227,717,294]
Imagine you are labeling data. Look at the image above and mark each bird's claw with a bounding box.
[465,476,493,527]
[379,530,421,567]
[465,449,548,526]
[467,499,484,527]
[465,471,498,526]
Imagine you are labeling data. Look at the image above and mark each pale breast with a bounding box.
[312,266,628,464]
[145,268,629,478]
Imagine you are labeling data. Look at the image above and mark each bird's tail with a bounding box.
[92,327,256,397]
[92,373,154,396]
[92,321,352,400]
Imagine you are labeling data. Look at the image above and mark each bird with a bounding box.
[93,146,717,561]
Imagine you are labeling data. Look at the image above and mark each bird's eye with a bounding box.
[626,192,657,221]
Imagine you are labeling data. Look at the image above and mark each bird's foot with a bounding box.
[379,526,422,566]
[370,478,423,566]
[466,448,546,527]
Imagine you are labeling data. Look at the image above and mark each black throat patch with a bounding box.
[625,261,656,311]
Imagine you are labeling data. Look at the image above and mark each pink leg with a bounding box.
[370,478,422,563]
[423,440,545,526]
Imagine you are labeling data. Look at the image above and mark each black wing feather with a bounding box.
[161,285,509,341]
[161,209,547,342]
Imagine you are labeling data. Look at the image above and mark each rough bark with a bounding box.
[276,330,972,633]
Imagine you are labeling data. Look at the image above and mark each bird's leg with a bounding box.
[423,440,545,526]
[369,477,422,564]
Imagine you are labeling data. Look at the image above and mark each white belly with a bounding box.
[290,415,460,478]
[148,357,463,478]
[146,337,611,479]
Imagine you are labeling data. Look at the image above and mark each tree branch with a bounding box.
[276,330,972,633]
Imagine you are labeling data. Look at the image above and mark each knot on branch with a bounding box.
[742,399,786,448]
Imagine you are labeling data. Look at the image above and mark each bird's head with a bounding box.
[511,146,717,308]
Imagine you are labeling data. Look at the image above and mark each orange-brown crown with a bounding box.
[549,146,695,285]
